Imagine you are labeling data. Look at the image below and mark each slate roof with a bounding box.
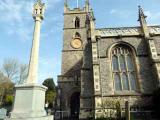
[96,25,160,37]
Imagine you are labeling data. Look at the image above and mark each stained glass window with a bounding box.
[122,73,129,90]
[112,56,119,71]
[111,45,138,91]
[114,74,122,91]
[119,55,126,71]
[126,55,134,71]
[129,73,137,90]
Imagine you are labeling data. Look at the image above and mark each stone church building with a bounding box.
[57,0,160,119]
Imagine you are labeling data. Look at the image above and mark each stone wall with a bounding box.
[58,76,81,111]
[98,37,157,96]
[98,37,148,57]
[153,36,160,55]
[64,13,87,29]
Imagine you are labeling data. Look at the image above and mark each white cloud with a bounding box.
[151,12,160,21]
[39,57,61,68]
[44,0,62,9]
[39,57,61,84]
[0,0,62,42]
[0,0,34,42]
[143,10,160,24]
[109,9,132,19]
[0,0,63,84]
[110,9,117,14]
[0,0,33,23]
[144,10,152,18]
[40,57,52,66]
[109,8,160,23]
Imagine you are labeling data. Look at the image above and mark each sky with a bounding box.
[0,0,160,85]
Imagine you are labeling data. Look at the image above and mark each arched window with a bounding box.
[75,32,81,38]
[111,44,138,91]
[75,17,80,28]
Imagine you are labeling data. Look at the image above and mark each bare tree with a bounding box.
[2,58,28,84]
[18,64,28,84]
[2,58,19,81]
[0,59,28,105]
[0,72,10,83]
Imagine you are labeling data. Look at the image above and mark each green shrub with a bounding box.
[5,95,14,106]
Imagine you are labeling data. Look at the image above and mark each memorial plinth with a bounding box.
[7,84,53,120]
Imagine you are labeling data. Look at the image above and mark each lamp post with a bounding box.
[58,86,62,120]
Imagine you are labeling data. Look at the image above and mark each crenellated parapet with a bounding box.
[64,0,91,14]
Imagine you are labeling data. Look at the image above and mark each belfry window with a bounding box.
[75,17,80,28]
[111,44,138,91]
[75,32,81,38]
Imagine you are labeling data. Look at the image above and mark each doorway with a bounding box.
[70,92,80,119]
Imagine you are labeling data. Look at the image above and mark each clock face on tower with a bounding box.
[71,38,82,49]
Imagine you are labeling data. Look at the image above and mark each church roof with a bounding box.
[96,25,160,37]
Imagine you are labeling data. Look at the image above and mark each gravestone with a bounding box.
[0,108,7,119]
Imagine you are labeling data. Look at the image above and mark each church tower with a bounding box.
[57,0,95,119]
[58,1,160,119]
